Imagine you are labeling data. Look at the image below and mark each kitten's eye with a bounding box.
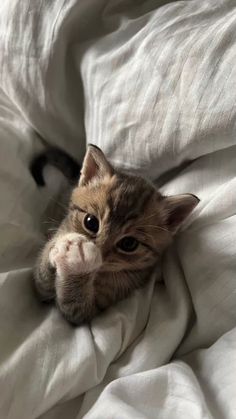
[83,214,99,234]
[117,236,139,253]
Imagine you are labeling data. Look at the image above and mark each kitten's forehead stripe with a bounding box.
[108,174,156,224]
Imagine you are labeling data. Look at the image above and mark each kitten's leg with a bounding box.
[50,233,102,324]
[34,239,57,301]
[56,273,98,325]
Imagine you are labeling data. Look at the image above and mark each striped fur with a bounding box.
[33,145,199,325]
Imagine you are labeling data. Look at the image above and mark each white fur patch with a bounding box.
[49,233,102,276]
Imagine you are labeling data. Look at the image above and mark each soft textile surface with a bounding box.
[0,0,236,418]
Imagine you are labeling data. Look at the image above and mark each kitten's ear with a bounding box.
[163,193,199,233]
[79,144,114,186]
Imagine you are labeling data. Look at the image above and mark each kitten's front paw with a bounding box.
[49,233,102,276]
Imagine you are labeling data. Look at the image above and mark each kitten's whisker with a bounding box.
[42,220,58,225]
[138,224,169,233]
[141,213,160,221]
[44,217,60,224]
[51,197,68,212]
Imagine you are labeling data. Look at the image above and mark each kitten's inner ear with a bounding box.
[79,145,114,186]
[164,193,200,233]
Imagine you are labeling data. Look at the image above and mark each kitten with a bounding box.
[32,145,199,325]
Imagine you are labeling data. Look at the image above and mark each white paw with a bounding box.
[49,233,102,276]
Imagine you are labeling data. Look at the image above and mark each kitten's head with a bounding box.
[65,145,199,273]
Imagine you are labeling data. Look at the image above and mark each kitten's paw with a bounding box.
[49,233,102,276]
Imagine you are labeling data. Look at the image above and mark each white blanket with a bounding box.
[0,1,236,418]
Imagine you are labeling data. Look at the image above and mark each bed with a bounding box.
[0,0,236,418]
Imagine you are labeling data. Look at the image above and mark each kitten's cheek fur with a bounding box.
[49,233,102,276]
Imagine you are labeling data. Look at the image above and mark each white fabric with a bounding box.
[0,0,236,418]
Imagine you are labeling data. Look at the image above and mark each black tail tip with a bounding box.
[30,154,47,186]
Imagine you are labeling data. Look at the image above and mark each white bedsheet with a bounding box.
[0,1,236,418]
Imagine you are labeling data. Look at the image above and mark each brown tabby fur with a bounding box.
[34,145,199,325]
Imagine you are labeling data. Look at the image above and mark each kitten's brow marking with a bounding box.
[70,204,86,213]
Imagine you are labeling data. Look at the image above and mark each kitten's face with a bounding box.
[61,145,199,275]
[68,174,169,273]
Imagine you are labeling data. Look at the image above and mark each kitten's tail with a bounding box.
[30,147,81,186]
